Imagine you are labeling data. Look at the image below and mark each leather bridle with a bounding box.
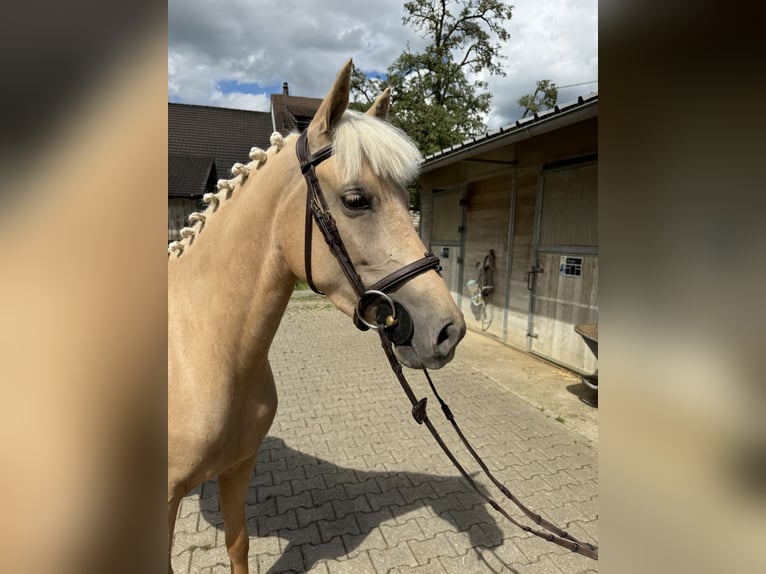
[296,129,441,337]
[295,129,598,560]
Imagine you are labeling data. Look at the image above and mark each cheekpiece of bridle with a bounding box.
[295,129,598,560]
[296,129,441,344]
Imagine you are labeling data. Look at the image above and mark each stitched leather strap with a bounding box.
[366,253,441,294]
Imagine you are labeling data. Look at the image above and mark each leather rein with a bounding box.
[295,130,598,561]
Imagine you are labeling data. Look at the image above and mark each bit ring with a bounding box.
[355,290,397,330]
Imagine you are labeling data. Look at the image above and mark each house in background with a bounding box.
[417,94,598,374]
[271,82,322,135]
[167,154,218,242]
[168,83,322,242]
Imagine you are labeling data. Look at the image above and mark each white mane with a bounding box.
[332,110,423,187]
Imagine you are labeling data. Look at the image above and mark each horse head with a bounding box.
[278,59,465,369]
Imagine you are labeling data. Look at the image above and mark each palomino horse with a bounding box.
[168,60,466,573]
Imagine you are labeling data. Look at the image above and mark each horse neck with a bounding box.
[168,149,300,378]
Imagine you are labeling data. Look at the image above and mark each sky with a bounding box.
[168,0,597,131]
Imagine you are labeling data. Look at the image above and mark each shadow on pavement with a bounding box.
[566,383,598,408]
[196,436,520,573]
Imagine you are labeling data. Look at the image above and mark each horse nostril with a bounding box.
[436,323,454,347]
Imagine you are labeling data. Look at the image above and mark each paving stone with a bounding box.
[318,514,361,542]
[345,477,381,498]
[257,509,298,536]
[172,527,217,557]
[391,560,447,573]
[332,493,373,518]
[170,550,192,574]
[174,509,199,534]
[255,544,304,574]
[188,544,230,570]
[249,495,277,519]
[548,548,600,574]
[438,549,509,574]
[391,501,435,524]
[376,472,415,493]
[178,497,201,519]
[443,523,495,556]
[291,474,327,495]
[278,522,321,548]
[414,515,454,539]
[312,483,347,506]
[251,534,281,556]
[511,553,566,574]
[541,503,589,527]
[324,551,376,574]
[447,505,498,532]
[341,526,388,559]
[368,542,419,572]
[379,518,425,548]
[257,480,293,502]
[514,533,560,564]
[367,488,406,511]
[277,489,313,514]
[399,481,439,504]
[406,532,459,565]
[297,501,337,528]
[302,536,347,567]
[201,481,218,500]
[323,468,359,488]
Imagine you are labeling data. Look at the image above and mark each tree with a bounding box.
[352,0,513,156]
[351,0,513,209]
[518,79,558,118]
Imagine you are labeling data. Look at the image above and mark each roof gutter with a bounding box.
[420,98,598,174]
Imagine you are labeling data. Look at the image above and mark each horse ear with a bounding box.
[366,87,391,120]
[307,59,352,147]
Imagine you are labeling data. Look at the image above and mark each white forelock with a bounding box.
[332,111,422,187]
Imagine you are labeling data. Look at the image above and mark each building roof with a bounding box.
[168,103,273,186]
[168,154,217,198]
[421,93,598,173]
[270,93,322,136]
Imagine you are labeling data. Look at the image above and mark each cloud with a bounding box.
[169,0,597,130]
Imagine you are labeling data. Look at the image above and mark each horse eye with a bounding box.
[341,193,370,210]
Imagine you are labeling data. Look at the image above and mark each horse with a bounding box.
[168,59,466,574]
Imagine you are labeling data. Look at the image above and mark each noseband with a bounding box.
[296,129,441,339]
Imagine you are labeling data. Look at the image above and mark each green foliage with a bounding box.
[518,79,559,117]
[351,0,513,163]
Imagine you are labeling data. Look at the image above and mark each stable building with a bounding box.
[417,94,598,374]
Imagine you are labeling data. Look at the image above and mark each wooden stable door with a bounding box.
[528,162,598,373]
[429,188,464,304]
[529,253,598,372]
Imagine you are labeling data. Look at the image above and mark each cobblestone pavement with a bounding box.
[171,293,599,573]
